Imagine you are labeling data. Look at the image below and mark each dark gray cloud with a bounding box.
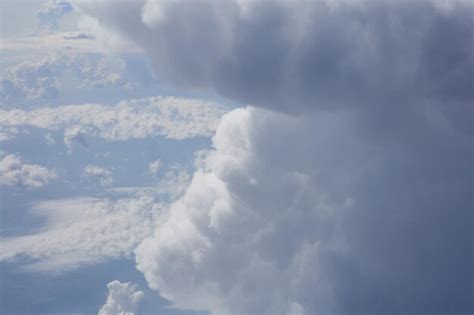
[78,1,473,314]
[78,1,472,118]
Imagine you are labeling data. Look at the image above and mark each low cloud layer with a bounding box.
[98,280,144,315]
[0,52,141,106]
[83,165,113,186]
[0,96,226,147]
[0,154,57,189]
[0,195,161,272]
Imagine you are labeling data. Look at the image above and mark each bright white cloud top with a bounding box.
[98,280,144,315]
[0,154,57,189]
[0,96,227,142]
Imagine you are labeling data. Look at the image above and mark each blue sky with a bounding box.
[1,1,472,315]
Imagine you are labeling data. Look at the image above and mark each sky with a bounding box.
[0,1,472,315]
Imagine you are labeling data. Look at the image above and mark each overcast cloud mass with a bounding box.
[1,0,472,314]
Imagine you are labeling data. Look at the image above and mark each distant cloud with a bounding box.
[0,31,105,54]
[64,125,90,152]
[148,160,161,177]
[0,168,190,272]
[61,31,95,40]
[38,0,74,32]
[0,154,57,189]
[98,281,144,315]
[0,52,131,105]
[0,195,162,272]
[83,165,113,186]
[0,126,18,142]
[0,96,227,146]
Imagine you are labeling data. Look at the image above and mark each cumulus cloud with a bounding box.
[148,160,161,177]
[0,96,226,145]
[75,1,473,314]
[83,165,113,186]
[38,0,74,32]
[99,280,145,315]
[0,154,57,189]
[64,125,90,152]
[98,280,144,315]
[0,52,136,106]
[136,106,472,314]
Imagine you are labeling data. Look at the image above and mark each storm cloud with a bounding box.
[77,1,473,314]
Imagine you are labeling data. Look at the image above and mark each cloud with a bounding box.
[0,96,226,147]
[0,168,190,272]
[98,280,144,315]
[75,1,473,314]
[83,165,113,186]
[77,0,473,120]
[148,160,161,177]
[0,195,161,272]
[63,125,90,152]
[0,126,18,142]
[38,0,74,32]
[135,105,472,315]
[0,31,108,54]
[109,168,191,202]
[0,52,147,106]
[0,154,57,189]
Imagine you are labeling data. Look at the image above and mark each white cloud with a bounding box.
[0,31,107,54]
[98,280,144,315]
[38,0,74,32]
[0,154,57,189]
[0,96,227,145]
[135,105,473,314]
[0,195,162,272]
[83,165,113,186]
[0,52,136,105]
[44,132,56,145]
[148,160,161,176]
[136,108,351,314]
[109,168,191,201]
[0,126,18,142]
[0,168,190,272]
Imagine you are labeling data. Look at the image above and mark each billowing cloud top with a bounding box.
[72,1,474,314]
[98,280,144,315]
[77,0,473,119]
[4,1,469,314]
[38,0,74,31]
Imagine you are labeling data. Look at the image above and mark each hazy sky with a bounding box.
[1,1,472,315]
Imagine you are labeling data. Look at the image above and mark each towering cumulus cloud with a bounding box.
[98,281,144,315]
[79,1,473,314]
